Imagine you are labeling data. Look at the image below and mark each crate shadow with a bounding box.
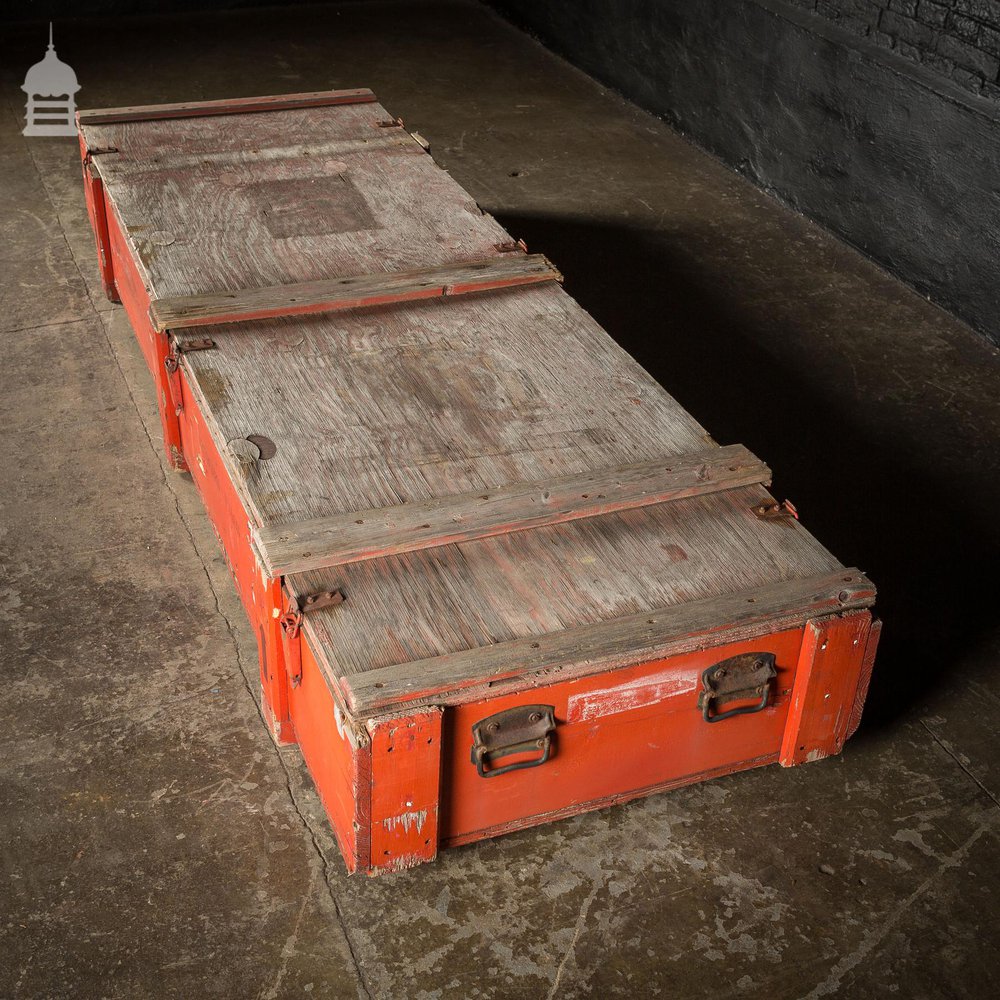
[494,210,1000,731]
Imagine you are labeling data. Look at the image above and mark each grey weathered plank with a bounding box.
[337,569,876,714]
[76,88,376,126]
[258,443,769,576]
[149,254,562,332]
[290,485,845,682]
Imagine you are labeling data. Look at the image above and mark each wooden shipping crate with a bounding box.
[77,90,879,875]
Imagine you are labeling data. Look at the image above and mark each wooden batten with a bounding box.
[257,443,770,577]
[148,255,563,332]
[338,569,877,714]
[76,88,377,126]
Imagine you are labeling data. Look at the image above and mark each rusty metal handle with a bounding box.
[701,684,772,723]
[698,653,777,723]
[470,704,555,778]
[473,736,552,778]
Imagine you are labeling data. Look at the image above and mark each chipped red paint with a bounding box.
[367,710,442,874]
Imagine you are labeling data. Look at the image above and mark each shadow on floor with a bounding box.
[495,210,1000,732]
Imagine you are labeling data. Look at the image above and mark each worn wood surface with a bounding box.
[258,443,769,576]
[176,282,718,527]
[76,88,376,126]
[81,102,512,301]
[292,487,848,685]
[83,93,872,705]
[335,569,875,714]
[150,254,562,332]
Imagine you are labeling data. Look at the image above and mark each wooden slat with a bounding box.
[76,88,376,126]
[338,569,877,714]
[150,254,563,332]
[258,443,769,577]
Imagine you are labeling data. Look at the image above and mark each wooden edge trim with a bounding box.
[846,617,882,741]
[149,254,563,333]
[778,619,825,768]
[339,569,877,715]
[352,727,374,876]
[260,444,769,577]
[365,709,443,874]
[76,88,377,127]
[83,160,117,301]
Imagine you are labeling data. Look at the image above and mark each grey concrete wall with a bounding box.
[489,0,1000,343]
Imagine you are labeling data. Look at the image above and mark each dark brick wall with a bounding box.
[788,0,1000,97]
[488,0,1000,342]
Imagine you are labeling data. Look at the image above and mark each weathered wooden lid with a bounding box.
[80,91,874,718]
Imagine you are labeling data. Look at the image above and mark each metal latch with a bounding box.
[280,589,345,686]
[164,338,215,373]
[471,704,555,778]
[494,239,528,254]
[698,652,777,723]
[753,500,799,522]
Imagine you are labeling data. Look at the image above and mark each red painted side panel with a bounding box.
[289,638,363,871]
[86,147,296,743]
[175,368,294,744]
[78,137,119,302]
[103,199,186,470]
[440,627,805,845]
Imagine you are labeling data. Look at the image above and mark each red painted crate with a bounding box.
[77,90,879,874]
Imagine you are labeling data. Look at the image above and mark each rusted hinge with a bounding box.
[82,145,119,167]
[494,239,528,254]
[176,337,215,354]
[164,338,215,373]
[280,589,346,687]
[164,341,214,369]
[753,499,799,522]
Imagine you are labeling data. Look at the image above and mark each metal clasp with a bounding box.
[698,652,777,723]
[471,704,555,778]
[280,589,345,687]
[753,500,799,522]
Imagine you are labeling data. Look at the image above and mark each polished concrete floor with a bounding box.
[2,2,999,997]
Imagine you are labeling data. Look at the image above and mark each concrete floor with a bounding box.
[2,1,1000,997]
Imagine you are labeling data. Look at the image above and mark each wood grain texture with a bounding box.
[336,569,875,714]
[293,486,849,685]
[76,88,376,125]
[259,443,770,576]
[149,254,562,332]
[80,101,512,302]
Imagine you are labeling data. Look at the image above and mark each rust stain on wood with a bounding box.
[195,368,230,410]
